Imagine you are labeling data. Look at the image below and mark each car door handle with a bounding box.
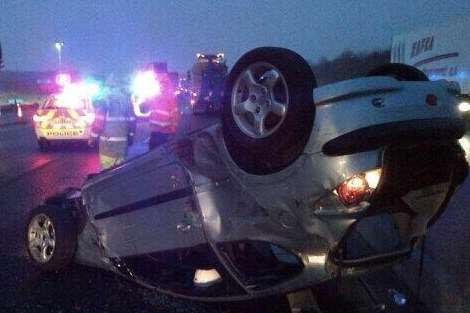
[176,222,191,233]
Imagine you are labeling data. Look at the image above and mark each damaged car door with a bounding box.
[82,146,210,291]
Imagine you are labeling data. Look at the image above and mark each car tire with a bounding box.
[25,204,78,272]
[222,47,317,175]
[367,63,429,81]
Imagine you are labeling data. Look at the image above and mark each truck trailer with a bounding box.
[392,15,470,158]
[391,15,470,98]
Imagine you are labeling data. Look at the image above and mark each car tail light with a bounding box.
[425,94,437,106]
[336,175,369,206]
[365,168,382,189]
[313,168,383,215]
[335,168,382,206]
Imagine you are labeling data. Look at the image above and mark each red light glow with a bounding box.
[426,94,438,106]
[336,175,369,206]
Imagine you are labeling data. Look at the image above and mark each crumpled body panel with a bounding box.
[72,78,467,300]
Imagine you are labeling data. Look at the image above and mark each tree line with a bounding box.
[310,49,391,86]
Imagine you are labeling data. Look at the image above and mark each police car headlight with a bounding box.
[33,114,49,122]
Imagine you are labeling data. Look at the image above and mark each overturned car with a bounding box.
[26,48,468,305]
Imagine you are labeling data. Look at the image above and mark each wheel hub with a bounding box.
[27,213,56,264]
[231,62,289,139]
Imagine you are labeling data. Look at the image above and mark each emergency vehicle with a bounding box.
[33,92,95,150]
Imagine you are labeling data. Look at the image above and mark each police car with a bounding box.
[33,93,95,150]
[25,47,468,309]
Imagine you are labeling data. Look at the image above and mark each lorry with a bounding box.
[190,53,227,114]
[391,15,470,98]
[391,15,470,158]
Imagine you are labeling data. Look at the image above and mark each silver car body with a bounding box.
[71,76,466,300]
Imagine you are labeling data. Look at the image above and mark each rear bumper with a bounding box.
[329,140,468,271]
[322,118,465,156]
[307,78,463,155]
[209,140,468,298]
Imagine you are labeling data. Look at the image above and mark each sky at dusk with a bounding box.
[1,0,470,76]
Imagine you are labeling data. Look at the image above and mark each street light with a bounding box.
[54,42,64,72]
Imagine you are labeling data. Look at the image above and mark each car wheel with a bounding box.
[37,139,49,151]
[367,63,429,81]
[25,205,77,272]
[223,47,317,175]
